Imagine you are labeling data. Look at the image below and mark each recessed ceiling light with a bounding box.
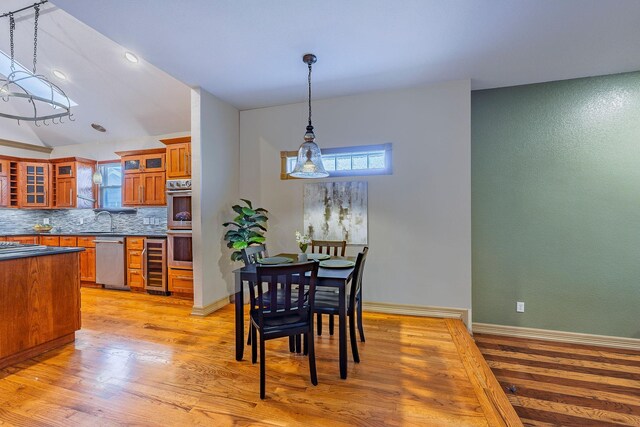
[124,51,139,63]
[52,69,66,80]
[91,123,106,133]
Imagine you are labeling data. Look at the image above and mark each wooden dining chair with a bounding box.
[250,261,319,399]
[314,247,369,364]
[312,240,346,337]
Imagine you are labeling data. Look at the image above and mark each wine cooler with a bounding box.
[144,238,169,295]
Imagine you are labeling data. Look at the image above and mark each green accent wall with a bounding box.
[472,71,640,338]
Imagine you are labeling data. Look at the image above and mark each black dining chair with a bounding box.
[241,245,299,353]
[250,261,319,399]
[311,240,347,337]
[314,247,368,364]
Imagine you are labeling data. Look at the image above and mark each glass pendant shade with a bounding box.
[92,170,103,185]
[290,140,329,178]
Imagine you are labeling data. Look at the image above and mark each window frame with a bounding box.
[280,143,393,180]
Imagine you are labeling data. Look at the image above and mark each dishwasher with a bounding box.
[95,237,127,290]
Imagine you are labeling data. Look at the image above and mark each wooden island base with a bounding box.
[0,251,82,370]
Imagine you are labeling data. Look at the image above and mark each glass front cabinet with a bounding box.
[20,162,50,208]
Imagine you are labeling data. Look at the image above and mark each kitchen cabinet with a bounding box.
[126,237,145,291]
[59,236,78,247]
[168,267,193,296]
[117,149,166,207]
[122,170,165,206]
[162,137,191,179]
[142,172,166,205]
[52,160,96,209]
[39,235,60,246]
[121,153,165,174]
[6,235,38,244]
[19,162,50,208]
[77,236,96,282]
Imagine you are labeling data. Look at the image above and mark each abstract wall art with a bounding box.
[303,181,368,244]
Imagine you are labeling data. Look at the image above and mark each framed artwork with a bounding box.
[303,181,368,244]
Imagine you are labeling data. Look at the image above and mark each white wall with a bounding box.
[50,132,189,160]
[0,118,50,159]
[191,87,239,311]
[240,80,471,312]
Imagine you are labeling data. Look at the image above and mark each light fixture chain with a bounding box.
[308,62,312,126]
[9,13,14,71]
[32,4,39,74]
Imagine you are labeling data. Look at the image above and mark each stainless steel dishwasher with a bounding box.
[95,237,127,289]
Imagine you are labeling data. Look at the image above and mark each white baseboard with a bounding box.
[472,323,640,351]
[364,301,471,329]
[191,296,230,316]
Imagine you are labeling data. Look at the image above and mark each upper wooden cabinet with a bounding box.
[19,162,50,208]
[0,160,8,177]
[116,148,167,207]
[51,159,96,209]
[0,176,8,207]
[121,152,165,174]
[161,137,191,179]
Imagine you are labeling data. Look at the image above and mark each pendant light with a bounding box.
[289,53,329,179]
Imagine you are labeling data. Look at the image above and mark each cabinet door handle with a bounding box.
[176,276,192,280]
[69,188,73,206]
[141,247,147,285]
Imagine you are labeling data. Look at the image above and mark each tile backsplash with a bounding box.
[0,208,167,234]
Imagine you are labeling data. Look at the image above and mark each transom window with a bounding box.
[281,143,392,179]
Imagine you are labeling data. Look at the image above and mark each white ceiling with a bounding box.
[0,1,190,147]
[53,0,640,112]
[2,0,640,147]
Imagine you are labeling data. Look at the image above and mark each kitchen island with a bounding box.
[0,245,84,370]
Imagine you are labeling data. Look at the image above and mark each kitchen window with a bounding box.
[280,143,392,179]
[98,162,122,208]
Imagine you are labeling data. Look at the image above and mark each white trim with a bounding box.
[191,296,230,316]
[472,323,640,351]
[364,301,471,329]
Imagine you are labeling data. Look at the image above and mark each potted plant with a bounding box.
[223,199,269,261]
[295,231,311,261]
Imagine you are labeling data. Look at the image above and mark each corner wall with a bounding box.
[472,71,640,338]
[191,87,239,312]
[239,80,471,313]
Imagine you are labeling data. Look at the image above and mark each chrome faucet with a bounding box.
[95,211,115,232]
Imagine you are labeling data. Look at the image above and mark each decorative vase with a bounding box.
[298,253,308,262]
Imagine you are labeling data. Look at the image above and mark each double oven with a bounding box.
[166,179,193,269]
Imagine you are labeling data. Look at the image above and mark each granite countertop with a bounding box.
[1,232,168,238]
[0,246,85,261]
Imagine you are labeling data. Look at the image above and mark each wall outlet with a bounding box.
[143,217,150,225]
[154,218,160,226]
[42,218,49,225]
[516,301,525,313]
[78,218,84,225]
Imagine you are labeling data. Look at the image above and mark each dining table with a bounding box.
[233,253,356,379]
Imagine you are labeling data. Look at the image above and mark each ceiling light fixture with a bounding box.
[0,0,73,125]
[52,69,66,80]
[91,123,106,132]
[289,53,329,179]
[124,51,139,63]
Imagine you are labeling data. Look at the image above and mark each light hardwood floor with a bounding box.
[0,289,518,426]
[476,334,640,426]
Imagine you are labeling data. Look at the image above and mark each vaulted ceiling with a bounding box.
[2,0,640,148]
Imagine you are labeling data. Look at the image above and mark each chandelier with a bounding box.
[0,0,73,125]
[289,53,329,179]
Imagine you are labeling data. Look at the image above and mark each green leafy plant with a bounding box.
[223,199,269,261]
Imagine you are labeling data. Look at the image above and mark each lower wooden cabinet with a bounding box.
[168,267,193,296]
[39,235,60,246]
[6,235,38,244]
[77,236,96,282]
[126,237,145,291]
[80,248,96,282]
